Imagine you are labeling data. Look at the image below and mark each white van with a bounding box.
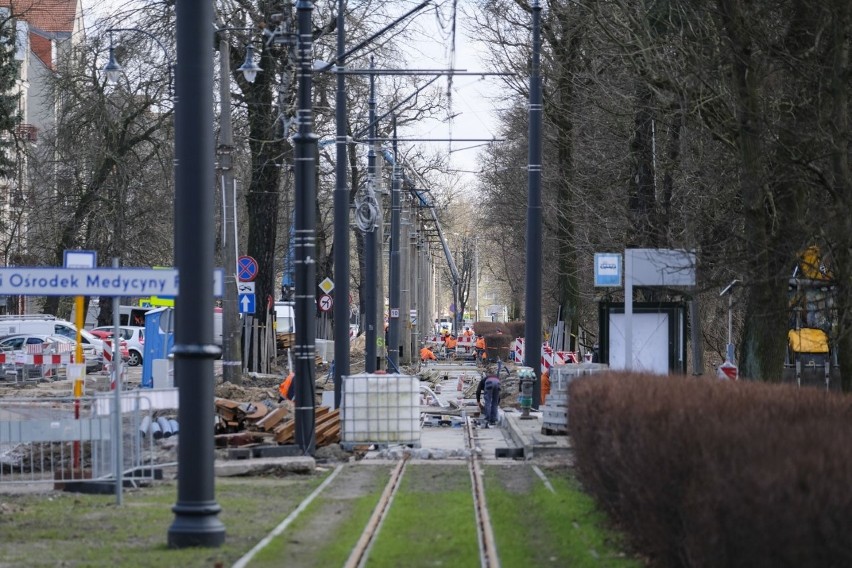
[274,302,295,333]
[0,315,105,354]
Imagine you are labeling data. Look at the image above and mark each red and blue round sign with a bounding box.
[238,255,259,282]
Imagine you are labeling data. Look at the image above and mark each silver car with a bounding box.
[91,325,145,367]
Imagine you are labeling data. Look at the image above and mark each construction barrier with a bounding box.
[513,338,579,374]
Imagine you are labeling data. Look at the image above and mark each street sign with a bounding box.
[319,277,334,294]
[318,294,333,312]
[237,255,259,282]
[594,252,622,287]
[239,293,256,313]
[390,308,400,318]
[64,250,97,269]
[237,282,255,295]
[0,267,224,297]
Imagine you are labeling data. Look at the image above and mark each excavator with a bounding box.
[785,245,836,389]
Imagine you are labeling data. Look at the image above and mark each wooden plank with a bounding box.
[274,420,296,444]
[255,406,288,431]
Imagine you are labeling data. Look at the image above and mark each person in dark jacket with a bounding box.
[476,371,501,425]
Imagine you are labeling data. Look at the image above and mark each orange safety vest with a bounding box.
[279,372,294,400]
[475,337,485,349]
[446,336,458,349]
[420,347,436,361]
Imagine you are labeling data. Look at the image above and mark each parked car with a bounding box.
[88,329,131,363]
[0,334,102,374]
[91,326,144,367]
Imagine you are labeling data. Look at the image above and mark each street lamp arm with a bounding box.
[106,27,174,62]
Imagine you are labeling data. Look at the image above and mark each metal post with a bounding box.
[293,0,317,454]
[387,118,401,371]
[333,0,349,407]
[524,0,543,409]
[218,33,242,385]
[111,257,123,506]
[169,0,225,547]
[364,58,378,372]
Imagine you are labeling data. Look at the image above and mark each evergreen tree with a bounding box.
[0,10,22,178]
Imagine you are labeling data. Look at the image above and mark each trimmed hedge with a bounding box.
[568,373,852,568]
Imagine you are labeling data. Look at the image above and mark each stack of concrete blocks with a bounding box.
[542,363,609,434]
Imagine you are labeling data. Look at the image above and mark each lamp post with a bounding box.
[217,34,262,385]
[524,0,543,410]
[387,117,401,371]
[333,0,349,405]
[168,0,225,547]
[292,0,318,454]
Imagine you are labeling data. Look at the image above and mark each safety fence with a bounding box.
[0,393,158,487]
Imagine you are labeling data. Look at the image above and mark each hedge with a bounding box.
[568,373,852,568]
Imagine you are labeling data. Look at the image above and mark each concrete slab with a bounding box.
[214,456,315,477]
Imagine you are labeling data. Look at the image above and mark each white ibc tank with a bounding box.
[342,374,420,447]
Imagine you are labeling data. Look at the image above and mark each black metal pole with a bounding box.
[524,0,543,410]
[333,0,349,406]
[294,0,317,454]
[168,0,225,548]
[387,117,401,371]
[364,58,378,373]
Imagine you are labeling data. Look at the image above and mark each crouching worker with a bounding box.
[476,371,501,426]
[420,345,437,362]
[278,371,295,402]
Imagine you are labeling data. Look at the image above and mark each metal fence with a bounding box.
[0,394,158,487]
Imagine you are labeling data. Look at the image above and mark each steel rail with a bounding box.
[344,456,410,568]
[466,416,501,568]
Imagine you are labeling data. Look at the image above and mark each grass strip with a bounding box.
[0,475,325,567]
[367,464,480,568]
[485,465,640,567]
[250,466,390,567]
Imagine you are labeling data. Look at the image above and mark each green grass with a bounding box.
[367,464,481,567]
[485,466,640,567]
[251,467,391,567]
[0,475,326,567]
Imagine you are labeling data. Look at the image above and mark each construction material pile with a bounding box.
[214,398,340,448]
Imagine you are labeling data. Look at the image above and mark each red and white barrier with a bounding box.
[513,338,580,373]
[0,352,76,365]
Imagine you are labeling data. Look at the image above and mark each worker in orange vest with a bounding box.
[278,371,295,402]
[475,336,486,360]
[420,345,437,361]
[541,370,551,405]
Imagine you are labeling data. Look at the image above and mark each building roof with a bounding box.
[3,0,78,34]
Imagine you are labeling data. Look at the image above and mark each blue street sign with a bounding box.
[238,255,259,282]
[239,293,255,313]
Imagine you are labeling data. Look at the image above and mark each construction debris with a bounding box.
[214,397,340,449]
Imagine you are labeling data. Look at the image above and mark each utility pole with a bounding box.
[169,0,225,547]
[387,117,401,371]
[332,0,349,406]
[364,58,378,373]
[293,0,317,454]
[524,0,543,409]
[218,32,242,385]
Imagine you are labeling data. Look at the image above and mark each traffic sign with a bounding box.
[318,294,333,312]
[64,250,97,269]
[238,282,256,295]
[390,308,400,318]
[319,277,334,294]
[238,256,259,282]
[239,293,256,313]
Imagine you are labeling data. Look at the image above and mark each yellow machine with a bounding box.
[786,246,835,389]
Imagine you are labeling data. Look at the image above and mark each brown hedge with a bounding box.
[568,373,852,568]
[472,321,525,338]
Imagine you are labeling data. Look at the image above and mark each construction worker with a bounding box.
[445,334,458,359]
[475,335,486,361]
[541,370,551,405]
[476,370,501,425]
[463,327,474,339]
[420,345,437,362]
[278,371,295,402]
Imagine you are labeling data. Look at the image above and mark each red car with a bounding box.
[88,329,130,362]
